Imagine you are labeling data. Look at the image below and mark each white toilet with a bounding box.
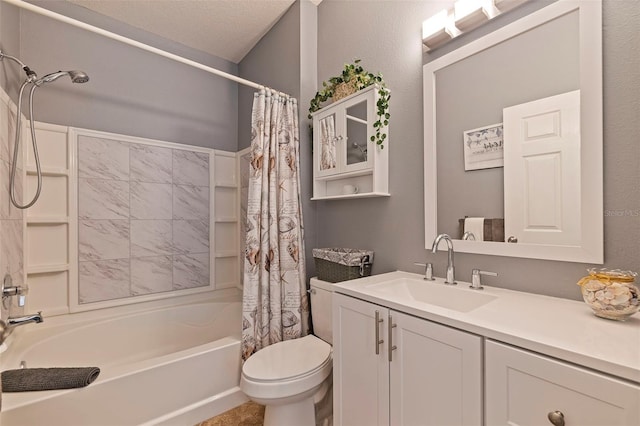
[240,278,335,426]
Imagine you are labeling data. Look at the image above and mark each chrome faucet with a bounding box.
[8,312,43,327]
[462,231,476,240]
[470,269,498,290]
[431,234,456,285]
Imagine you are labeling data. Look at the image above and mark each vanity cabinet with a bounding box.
[311,85,389,200]
[333,293,482,426]
[485,340,640,426]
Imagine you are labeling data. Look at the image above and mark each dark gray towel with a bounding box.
[1,367,100,392]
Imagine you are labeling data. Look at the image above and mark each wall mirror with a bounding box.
[423,0,603,263]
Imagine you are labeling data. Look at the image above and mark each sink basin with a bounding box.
[366,278,497,313]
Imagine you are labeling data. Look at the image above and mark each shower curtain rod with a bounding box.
[2,0,290,97]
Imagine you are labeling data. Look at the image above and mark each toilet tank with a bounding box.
[309,277,336,345]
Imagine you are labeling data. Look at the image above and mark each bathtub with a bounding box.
[1,296,247,426]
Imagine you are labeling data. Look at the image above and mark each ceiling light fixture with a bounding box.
[423,0,530,51]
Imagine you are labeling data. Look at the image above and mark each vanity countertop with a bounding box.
[332,271,640,384]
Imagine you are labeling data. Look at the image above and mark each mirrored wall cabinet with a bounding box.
[311,85,389,200]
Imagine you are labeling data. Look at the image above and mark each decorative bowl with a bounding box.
[578,268,639,321]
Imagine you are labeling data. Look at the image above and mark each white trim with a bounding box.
[209,150,216,291]
[236,146,251,291]
[423,0,603,263]
[67,127,79,313]
[70,126,213,154]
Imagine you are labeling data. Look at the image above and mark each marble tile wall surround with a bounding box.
[0,91,25,318]
[77,135,210,304]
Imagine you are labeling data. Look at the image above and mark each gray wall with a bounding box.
[435,11,579,237]
[316,0,640,300]
[10,1,239,150]
[239,0,318,278]
[0,1,22,97]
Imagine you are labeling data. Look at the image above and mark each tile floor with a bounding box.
[196,401,265,426]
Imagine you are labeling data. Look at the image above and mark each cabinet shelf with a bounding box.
[214,217,237,223]
[215,182,237,188]
[26,167,69,177]
[314,168,374,182]
[215,250,238,258]
[27,216,69,225]
[311,191,390,201]
[28,264,70,274]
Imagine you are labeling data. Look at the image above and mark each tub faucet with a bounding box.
[431,234,456,285]
[8,312,43,327]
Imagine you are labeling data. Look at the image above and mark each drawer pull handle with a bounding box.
[547,410,565,426]
[374,310,384,355]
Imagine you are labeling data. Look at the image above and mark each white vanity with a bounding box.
[330,1,637,424]
[332,271,640,426]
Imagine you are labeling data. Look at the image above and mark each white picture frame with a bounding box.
[463,123,503,171]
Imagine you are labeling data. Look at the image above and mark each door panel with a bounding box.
[503,90,581,245]
[333,294,389,426]
[486,340,640,426]
[389,311,483,426]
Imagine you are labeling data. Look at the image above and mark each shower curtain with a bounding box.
[242,89,309,361]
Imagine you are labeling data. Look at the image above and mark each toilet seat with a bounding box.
[243,334,332,381]
[241,334,333,400]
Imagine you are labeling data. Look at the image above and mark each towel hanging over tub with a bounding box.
[1,367,100,392]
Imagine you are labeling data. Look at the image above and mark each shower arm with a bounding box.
[0,51,38,82]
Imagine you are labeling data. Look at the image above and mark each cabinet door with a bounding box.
[315,110,339,178]
[341,92,374,174]
[333,294,389,426]
[486,340,640,426]
[389,311,483,426]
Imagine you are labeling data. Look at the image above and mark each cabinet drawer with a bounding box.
[485,340,640,426]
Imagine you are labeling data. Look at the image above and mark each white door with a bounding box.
[333,294,389,426]
[503,90,581,245]
[389,311,483,426]
[485,340,640,426]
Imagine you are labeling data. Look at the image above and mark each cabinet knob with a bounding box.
[507,236,518,243]
[547,410,565,426]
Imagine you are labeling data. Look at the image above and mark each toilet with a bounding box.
[240,278,335,426]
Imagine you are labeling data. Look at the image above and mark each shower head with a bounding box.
[36,70,89,85]
[68,70,90,84]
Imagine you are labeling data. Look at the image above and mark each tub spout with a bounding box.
[8,312,43,327]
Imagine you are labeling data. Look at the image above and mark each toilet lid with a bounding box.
[243,334,332,382]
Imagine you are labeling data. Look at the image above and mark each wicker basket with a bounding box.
[313,248,374,283]
[332,80,358,102]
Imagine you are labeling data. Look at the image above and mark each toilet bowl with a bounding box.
[241,334,332,425]
[240,278,336,426]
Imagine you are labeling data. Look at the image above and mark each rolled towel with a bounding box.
[2,367,100,392]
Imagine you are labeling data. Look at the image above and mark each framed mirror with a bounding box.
[423,0,603,263]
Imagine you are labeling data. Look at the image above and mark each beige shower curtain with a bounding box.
[242,89,309,360]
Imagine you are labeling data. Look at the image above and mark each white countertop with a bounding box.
[332,271,640,384]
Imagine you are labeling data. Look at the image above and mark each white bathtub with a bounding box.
[1,298,247,426]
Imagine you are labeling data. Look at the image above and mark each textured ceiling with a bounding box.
[66,0,298,63]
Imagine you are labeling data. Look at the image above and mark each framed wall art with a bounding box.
[463,123,503,171]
